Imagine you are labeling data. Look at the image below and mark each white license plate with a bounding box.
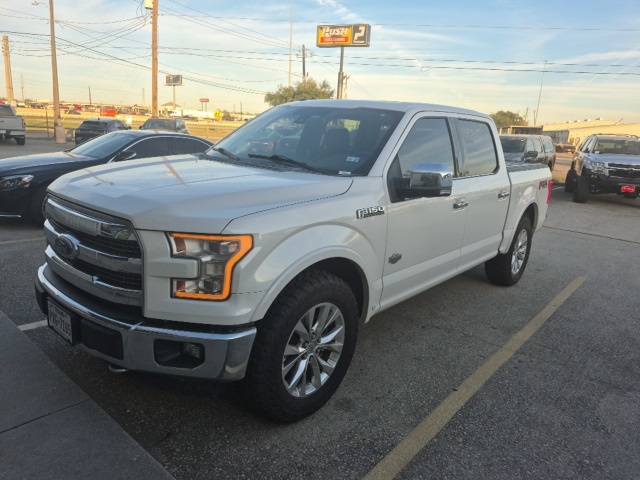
[0,130,5,134]
[47,300,75,344]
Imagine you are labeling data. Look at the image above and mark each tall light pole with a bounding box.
[288,0,294,87]
[151,0,159,117]
[533,60,547,126]
[48,0,65,143]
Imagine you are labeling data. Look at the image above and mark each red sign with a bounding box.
[199,98,210,103]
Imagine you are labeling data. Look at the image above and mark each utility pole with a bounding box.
[302,45,306,79]
[342,74,351,99]
[48,0,65,144]
[151,0,159,117]
[20,74,24,103]
[88,85,92,105]
[2,36,15,105]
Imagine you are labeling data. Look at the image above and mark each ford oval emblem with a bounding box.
[54,234,80,260]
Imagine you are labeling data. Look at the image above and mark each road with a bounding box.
[1,137,639,479]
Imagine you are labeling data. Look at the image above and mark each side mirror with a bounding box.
[408,162,453,197]
[115,150,137,161]
[525,150,538,159]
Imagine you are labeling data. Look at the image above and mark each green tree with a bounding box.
[490,110,527,129]
[264,78,334,107]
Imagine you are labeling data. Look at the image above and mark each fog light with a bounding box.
[155,340,205,369]
[182,342,204,360]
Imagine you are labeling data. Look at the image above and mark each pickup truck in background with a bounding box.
[565,134,640,202]
[35,100,552,422]
[0,104,26,145]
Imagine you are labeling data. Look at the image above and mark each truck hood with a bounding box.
[49,155,353,233]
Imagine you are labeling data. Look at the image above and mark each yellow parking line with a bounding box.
[0,237,45,246]
[365,276,588,480]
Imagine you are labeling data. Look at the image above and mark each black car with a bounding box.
[75,118,131,144]
[500,134,556,170]
[140,117,190,134]
[0,130,213,224]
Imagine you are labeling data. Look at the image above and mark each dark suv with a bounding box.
[140,118,190,134]
[75,118,130,144]
[500,134,556,170]
[565,134,640,203]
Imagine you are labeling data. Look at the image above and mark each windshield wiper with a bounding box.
[247,154,326,174]
[206,147,242,162]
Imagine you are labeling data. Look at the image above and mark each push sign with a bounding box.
[316,24,371,48]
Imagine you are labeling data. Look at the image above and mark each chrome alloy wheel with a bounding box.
[511,228,529,275]
[281,302,345,398]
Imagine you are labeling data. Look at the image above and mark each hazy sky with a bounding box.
[1,0,639,124]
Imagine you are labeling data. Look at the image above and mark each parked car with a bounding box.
[0,104,27,145]
[564,134,640,203]
[34,99,552,422]
[555,143,576,153]
[0,130,212,224]
[500,134,556,170]
[75,118,131,144]
[140,117,190,134]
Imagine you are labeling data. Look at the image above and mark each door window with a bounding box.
[459,120,498,176]
[531,138,542,154]
[387,117,456,203]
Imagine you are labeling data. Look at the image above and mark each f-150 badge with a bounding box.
[356,206,385,219]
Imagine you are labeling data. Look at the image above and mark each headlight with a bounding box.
[0,174,34,190]
[168,233,253,301]
[591,161,605,174]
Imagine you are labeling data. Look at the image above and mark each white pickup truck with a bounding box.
[35,100,551,421]
[0,104,26,145]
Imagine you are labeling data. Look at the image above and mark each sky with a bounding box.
[1,0,639,124]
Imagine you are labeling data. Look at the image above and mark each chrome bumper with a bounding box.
[36,264,256,381]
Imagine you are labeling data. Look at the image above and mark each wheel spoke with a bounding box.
[309,355,322,390]
[320,324,344,345]
[282,352,303,376]
[286,357,308,394]
[316,356,335,375]
[284,343,304,357]
[293,318,310,342]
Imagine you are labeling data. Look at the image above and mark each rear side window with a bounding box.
[172,137,209,154]
[128,138,171,158]
[543,138,554,153]
[531,137,542,153]
[459,120,498,176]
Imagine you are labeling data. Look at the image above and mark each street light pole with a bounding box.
[48,0,65,143]
[533,60,547,126]
[151,0,159,117]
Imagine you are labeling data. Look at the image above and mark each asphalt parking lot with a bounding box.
[1,137,639,479]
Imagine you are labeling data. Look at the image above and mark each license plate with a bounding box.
[0,130,5,134]
[47,299,76,345]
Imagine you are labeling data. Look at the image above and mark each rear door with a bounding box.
[453,118,510,271]
[381,115,468,308]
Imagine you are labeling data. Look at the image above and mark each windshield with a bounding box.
[500,137,526,153]
[70,132,134,158]
[205,104,404,176]
[142,119,175,130]
[0,105,15,117]
[594,139,640,155]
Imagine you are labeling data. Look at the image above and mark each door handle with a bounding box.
[498,191,510,199]
[453,199,469,210]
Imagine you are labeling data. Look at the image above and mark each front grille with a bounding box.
[608,164,640,179]
[45,196,143,306]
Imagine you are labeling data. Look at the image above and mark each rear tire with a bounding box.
[485,216,532,287]
[572,173,589,203]
[239,269,358,422]
[564,169,576,193]
[16,137,26,146]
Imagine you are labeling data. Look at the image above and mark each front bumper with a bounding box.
[594,174,640,193]
[35,264,256,381]
[0,186,31,217]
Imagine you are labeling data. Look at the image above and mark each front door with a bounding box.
[381,116,468,310]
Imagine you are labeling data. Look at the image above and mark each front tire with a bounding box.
[29,185,49,225]
[564,169,576,192]
[485,216,532,287]
[240,269,359,422]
